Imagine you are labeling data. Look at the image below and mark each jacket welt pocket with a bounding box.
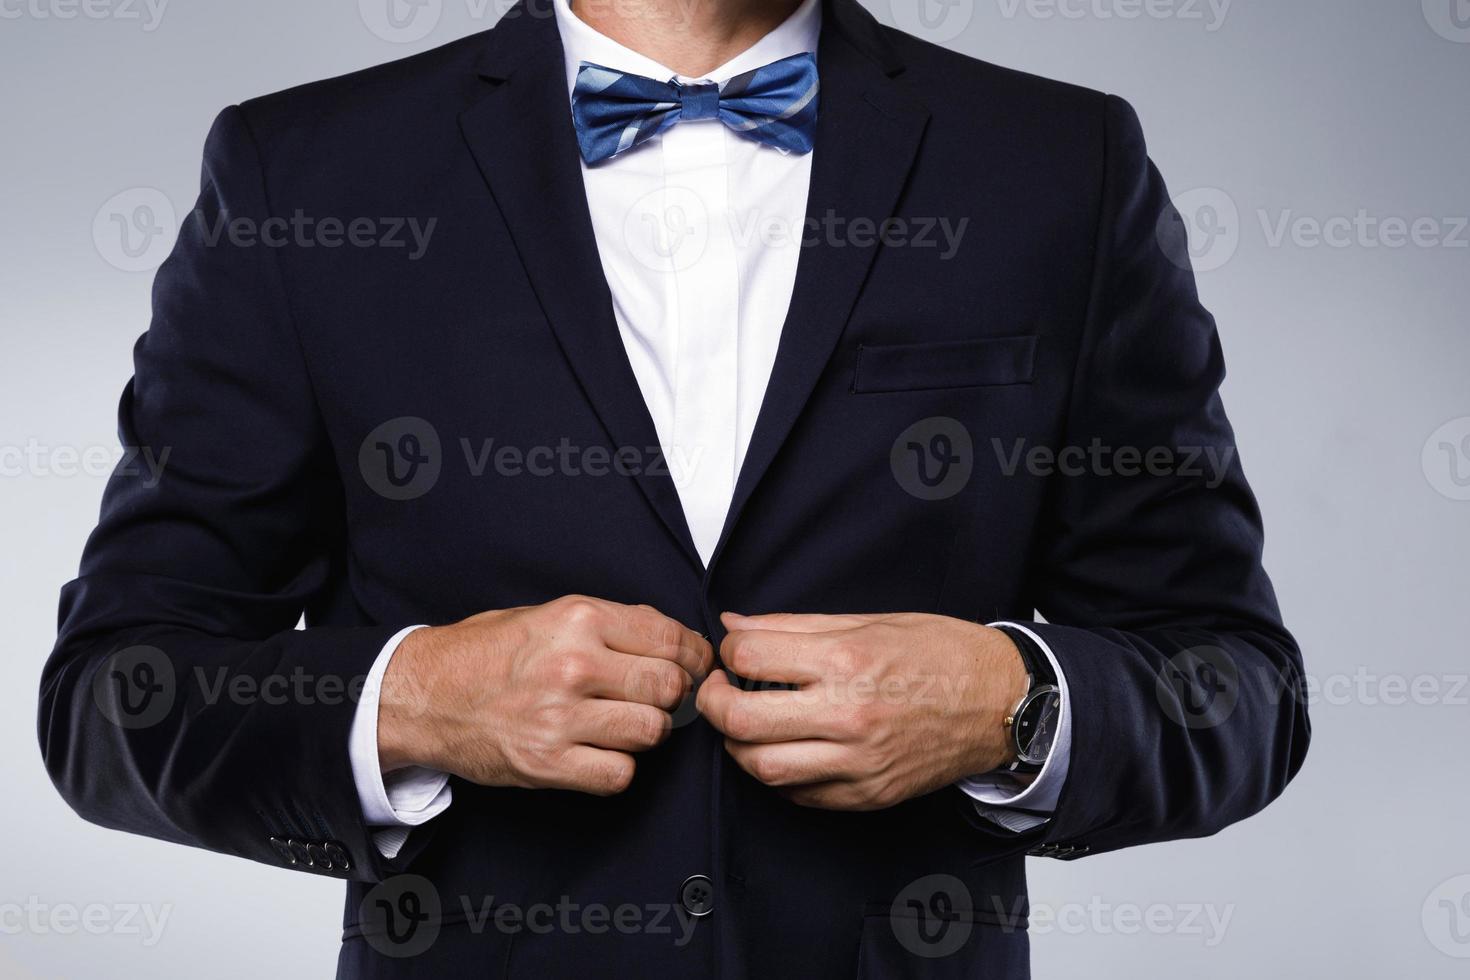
[852,335,1038,394]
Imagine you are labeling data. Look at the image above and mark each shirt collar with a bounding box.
[552,0,822,95]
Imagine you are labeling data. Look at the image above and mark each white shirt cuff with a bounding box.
[348,624,454,859]
[956,621,1072,834]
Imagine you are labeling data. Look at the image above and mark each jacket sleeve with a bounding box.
[999,95,1311,859]
[37,105,414,884]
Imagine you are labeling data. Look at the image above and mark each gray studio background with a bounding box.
[1,1,1467,977]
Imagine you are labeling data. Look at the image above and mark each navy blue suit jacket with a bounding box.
[40,1,1309,976]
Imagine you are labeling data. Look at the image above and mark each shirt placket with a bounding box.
[661,115,740,566]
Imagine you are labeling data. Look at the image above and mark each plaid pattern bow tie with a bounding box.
[570,52,819,164]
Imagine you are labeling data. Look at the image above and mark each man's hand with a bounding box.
[697,612,1030,811]
[377,596,713,795]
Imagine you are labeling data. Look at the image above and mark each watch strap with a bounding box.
[994,625,1057,775]
[994,624,1055,689]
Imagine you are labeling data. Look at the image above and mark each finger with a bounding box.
[546,746,636,796]
[720,628,849,685]
[602,603,713,680]
[724,739,853,787]
[571,700,672,752]
[722,611,885,634]
[698,670,834,742]
[580,648,693,710]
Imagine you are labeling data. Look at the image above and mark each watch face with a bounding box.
[1015,687,1062,766]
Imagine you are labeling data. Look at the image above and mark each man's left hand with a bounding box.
[696,611,1031,811]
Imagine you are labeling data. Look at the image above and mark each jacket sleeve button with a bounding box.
[287,839,313,867]
[324,842,351,871]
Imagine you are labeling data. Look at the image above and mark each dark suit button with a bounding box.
[269,837,295,865]
[306,843,330,869]
[324,842,351,871]
[288,839,313,866]
[679,875,714,917]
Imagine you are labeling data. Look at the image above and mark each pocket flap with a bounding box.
[853,335,1038,394]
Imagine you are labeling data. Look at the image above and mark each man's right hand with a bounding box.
[376,596,713,796]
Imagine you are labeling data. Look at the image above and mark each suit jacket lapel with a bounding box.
[708,0,931,574]
[458,5,703,569]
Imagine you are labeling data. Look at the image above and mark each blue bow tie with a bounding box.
[571,52,819,164]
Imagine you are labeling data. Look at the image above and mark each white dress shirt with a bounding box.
[348,0,1071,859]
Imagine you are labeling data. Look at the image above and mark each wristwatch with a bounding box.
[995,625,1062,775]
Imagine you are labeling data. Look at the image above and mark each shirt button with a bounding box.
[679,874,714,917]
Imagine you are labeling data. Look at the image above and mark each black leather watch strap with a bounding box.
[994,624,1059,775]
[994,624,1055,689]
